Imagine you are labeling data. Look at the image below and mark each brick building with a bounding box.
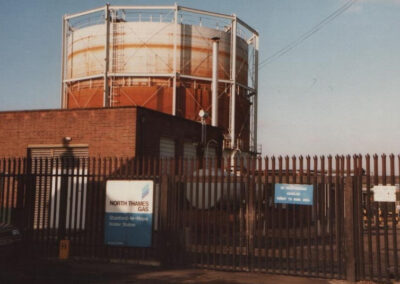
[0,106,223,159]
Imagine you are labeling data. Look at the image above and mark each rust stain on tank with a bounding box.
[67,46,105,59]
[67,43,246,64]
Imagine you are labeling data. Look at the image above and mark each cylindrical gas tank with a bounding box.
[66,22,249,132]
[67,22,248,82]
[185,169,261,209]
[63,9,254,152]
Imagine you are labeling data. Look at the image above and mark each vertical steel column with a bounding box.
[211,37,220,127]
[60,16,67,109]
[172,4,179,116]
[104,4,111,107]
[253,35,259,153]
[230,16,237,149]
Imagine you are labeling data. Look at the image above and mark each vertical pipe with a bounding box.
[201,118,206,145]
[211,37,220,127]
[230,16,237,149]
[253,35,259,153]
[104,4,110,107]
[61,16,67,108]
[172,4,178,115]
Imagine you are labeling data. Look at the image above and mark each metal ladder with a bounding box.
[110,11,125,106]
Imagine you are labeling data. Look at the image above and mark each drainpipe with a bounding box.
[104,4,110,107]
[211,37,220,127]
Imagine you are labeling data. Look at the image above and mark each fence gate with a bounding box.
[170,156,346,279]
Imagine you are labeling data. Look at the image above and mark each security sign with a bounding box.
[104,180,154,247]
[373,185,397,202]
[274,183,314,205]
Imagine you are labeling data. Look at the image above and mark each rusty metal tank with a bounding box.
[61,5,258,152]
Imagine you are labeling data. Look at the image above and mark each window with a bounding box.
[159,137,175,158]
[183,142,196,159]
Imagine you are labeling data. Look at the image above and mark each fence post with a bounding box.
[247,175,255,271]
[159,174,170,266]
[344,176,357,282]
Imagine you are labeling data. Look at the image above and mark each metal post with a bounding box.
[253,35,259,153]
[230,16,237,149]
[201,118,206,145]
[172,4,178,116]
[104,4,111,107]
[344,176,357,282]
[211,37,220,127]
[247,161,255,271]
[160,174,170,264]
[60,16,67,109]
[199,109,208,148]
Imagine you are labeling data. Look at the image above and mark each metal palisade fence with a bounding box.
[0,155,399,282]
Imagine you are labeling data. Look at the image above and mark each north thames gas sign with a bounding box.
[104,180,154,247]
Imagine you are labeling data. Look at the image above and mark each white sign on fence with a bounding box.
[373,185,397,202]
[104,180,154,247]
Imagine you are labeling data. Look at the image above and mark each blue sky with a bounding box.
[1,0,400,156]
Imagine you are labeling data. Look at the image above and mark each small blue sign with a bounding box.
[274,183,313,205]
[104,212,152,247]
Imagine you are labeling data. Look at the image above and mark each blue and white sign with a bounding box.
[105,180,154,247]
[274,183,313,205]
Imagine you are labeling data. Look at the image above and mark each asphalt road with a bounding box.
[0,258,376,284]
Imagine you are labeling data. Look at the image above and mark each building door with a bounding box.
[28,145,88,236]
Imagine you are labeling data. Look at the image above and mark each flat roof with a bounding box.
[0,106,223,130]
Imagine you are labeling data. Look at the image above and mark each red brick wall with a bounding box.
[0,107,137,157]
